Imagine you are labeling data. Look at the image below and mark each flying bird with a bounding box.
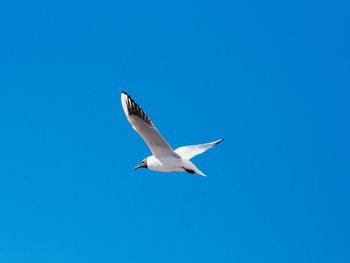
[121,91,223,176]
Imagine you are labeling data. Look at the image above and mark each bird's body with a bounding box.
[146,155,184,173]
[121,91,222,176]
[146,155,204,175]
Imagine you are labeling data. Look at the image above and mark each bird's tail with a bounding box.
[183,160,207,177]
[194,166,206,177]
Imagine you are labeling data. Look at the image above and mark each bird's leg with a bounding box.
[182,167,195,174]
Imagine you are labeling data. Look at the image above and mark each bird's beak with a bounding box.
[134,164,142,170]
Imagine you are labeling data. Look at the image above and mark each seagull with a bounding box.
[121,91,223,176]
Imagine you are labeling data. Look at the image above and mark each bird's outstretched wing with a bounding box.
[175,139,223,160]
[121,91,179,158]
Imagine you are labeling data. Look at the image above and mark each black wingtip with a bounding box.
[216,138,224,145]
[122,91,152,125]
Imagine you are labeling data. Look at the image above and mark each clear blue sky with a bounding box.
[0,1,349,262]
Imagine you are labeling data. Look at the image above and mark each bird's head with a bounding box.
[134,158,148,170]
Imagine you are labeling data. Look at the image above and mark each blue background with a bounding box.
[0,1,349,262]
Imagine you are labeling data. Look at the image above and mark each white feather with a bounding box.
[174,139,223,160]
